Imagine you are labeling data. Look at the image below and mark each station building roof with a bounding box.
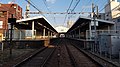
[67,16,115,33]
[15,16,57,33]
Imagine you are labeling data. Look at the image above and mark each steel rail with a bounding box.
[71,41,119,67]
[65,44,79,67]
[13,47,47,67]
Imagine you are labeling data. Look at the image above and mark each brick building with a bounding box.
[0,3,22,40]
[0,3,22,30]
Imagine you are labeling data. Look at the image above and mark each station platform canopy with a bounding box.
[15,16,57,33]
[67,16,115,33]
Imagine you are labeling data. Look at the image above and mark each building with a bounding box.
[112,16,120,30]
[98,13,105,20]
[67,20,74,28]
[105,0,120,21]
[88,13,105,20]
[0,3,22,30]
[105,0,120,31]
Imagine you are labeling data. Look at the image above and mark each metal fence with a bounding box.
[86,30,120,41]
[0,29,55,41]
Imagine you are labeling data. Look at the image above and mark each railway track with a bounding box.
[65,39,102,67]
[74,45,119,67]
[13,47,55,67]
[3,47,47,67]
[44,38,73,67]
[65,43,78,67]
[4,38,120,67]
[44,38,105,67]
[12,38,60,67]
[69,39,120,67]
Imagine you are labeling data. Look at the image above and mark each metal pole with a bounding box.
[89,21,92,41]
[10,15,13,57]
[119,49,120,63]
[96,6,99,18]
[110,42,112,60]
[51,32,52,38]
[79,28,80,39]
[92,43,94,52]
[43,28,46,38]
[94,19,97,53]
[109,35,112,60]
[1,42,3,66]
[19,30,21,40]
[32,21,34,39]
[92,3,97,53]
[100,43,102,56]
[2,43,3,52]
[74,30,76,38]
[92,3,95,53]
[25,0,30,18]
[48,31,50,38]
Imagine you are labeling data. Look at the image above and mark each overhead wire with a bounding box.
[81,0,100,16]
[80,0,91,15]
[24,0,46,17]
[66,0,81,25]
[71,0,81,12]
[66,0,74,13]
[80,0,111,17]
[43,0,57,26]
[63,0,74,25]
[43,0,51,12]
[99,0,112,12]
[24,0,117,26]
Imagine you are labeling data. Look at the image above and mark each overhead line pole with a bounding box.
[25,0,30,18]
[10,14,14,57]
[25,0,46,18]
[92,3,98,53]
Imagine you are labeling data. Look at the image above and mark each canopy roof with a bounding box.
[15,16,57,33]
[67,16,115,33]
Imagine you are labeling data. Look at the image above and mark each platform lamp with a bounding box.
[8,16,16,57]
